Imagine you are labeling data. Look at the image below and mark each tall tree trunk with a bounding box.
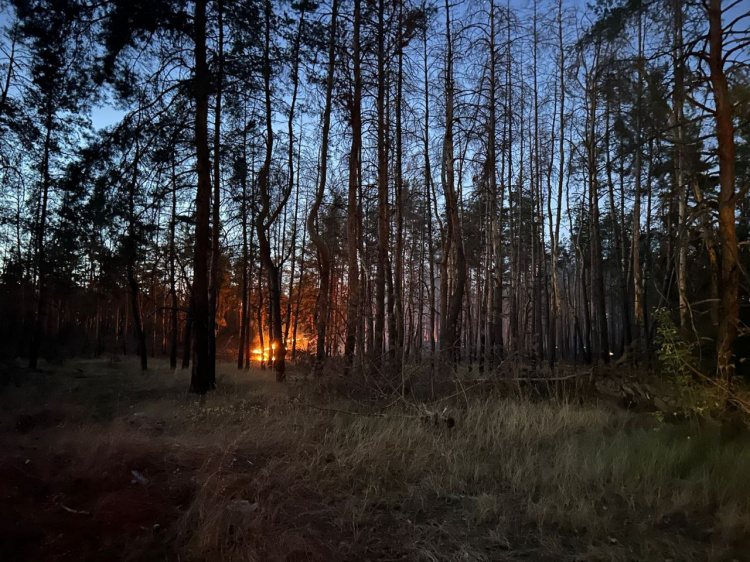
[604,95,630,354]
[190,0,213,394]
[632,7,645,352]
[208,0,224,386]
[284,9,305,345]
[255,0,287,381]
[549,0,565,366]
[28,105,53,369]
[127,132,147,372]
[344,0,362,376]
[394,1,405,376]
[487,0,504,366]
[673,0,689,334]
[373,0,388,370]
[440,0,466,365]
[585,46,609,363]
[423,21,439,361]
[292,212,308,360]
[237,123,249,369]
[707,0,739,382]
[307,0,338,376]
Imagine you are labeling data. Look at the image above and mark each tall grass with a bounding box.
[2,358,749,561]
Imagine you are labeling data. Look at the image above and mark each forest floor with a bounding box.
[1,357,749,562]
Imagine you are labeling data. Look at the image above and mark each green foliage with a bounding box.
[654,307,696,388]
[652,308,724,418]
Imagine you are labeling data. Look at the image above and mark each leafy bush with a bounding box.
[654,307,696,387]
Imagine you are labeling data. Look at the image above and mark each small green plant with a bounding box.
[653,307,695,387]
[652,307,719,417]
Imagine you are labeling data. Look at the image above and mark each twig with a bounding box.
[60,504,91,516]
[682,361,750,415]
[467,372,587,383]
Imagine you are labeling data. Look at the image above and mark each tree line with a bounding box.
[0,0,748,393]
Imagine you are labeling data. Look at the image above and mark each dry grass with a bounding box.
[1,357,749,561]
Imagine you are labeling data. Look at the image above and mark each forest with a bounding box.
[1,0,750,560]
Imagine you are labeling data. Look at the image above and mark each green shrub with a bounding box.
[654,307,695,386]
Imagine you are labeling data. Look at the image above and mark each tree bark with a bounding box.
[189,0,213,394]
[632,7,645,352]
[373,0,388,370]
[127,131,147,372]
[707,0,739,382]
[307,0,338,376]
[28,104,53,370]
[255,0,287,381]
[440,0,466,365]
[208,0,224,386]
[344,0,362,376]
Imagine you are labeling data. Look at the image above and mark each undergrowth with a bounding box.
[1,357,749,561]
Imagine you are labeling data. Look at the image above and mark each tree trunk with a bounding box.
[127,133,147,372]
[373,0,388,371]
[632,7,645,352]
[307,0,338,376]
[707,0,739,383]
[284,9,305,346]
[394,1,405,377]
[237,124,249,370]
[344,0,362,376]
[182,294,193,369]
[440,0,466,365]
[190,0,213,394]
[255,0,287,381]
[28,105,53,370]
[208,0,224,386]
[585,46,609,363]
[673,0,689,334]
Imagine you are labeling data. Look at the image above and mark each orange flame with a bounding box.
[251,347,275,362]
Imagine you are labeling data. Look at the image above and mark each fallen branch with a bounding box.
[682,361,750,415]
[467,372,588,384]
[60,504,91,516]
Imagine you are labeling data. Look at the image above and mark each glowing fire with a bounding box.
[250,338,308,363]
[252,347,275,362]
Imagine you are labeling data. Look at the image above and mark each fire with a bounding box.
[251,347,275,362]
[250,338,308,363]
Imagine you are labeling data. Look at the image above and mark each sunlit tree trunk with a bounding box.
[707,0,740,383]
